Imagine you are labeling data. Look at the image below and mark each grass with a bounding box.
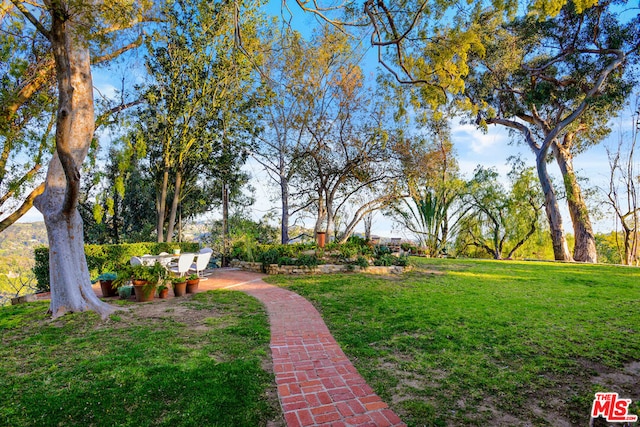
[266,258,640,426]
[0,291,283,427]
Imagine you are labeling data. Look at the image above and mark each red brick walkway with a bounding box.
[219,269,406,427]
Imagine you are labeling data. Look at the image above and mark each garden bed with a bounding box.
[230,260,411,275]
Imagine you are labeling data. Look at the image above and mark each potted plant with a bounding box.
[186,273,200,293]
[172,277,187,297]
[96,272,117,297]
[157,282,169,299]
[115,264,167,302]
[112,270,133,299]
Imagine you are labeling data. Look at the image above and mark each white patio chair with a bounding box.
[189,251,212,279]
[130,256,142,266]
[168,253,195,277]
[156,252,173,268]
[199,247,213,254]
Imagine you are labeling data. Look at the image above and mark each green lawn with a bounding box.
[266,258,640,426]
[0,291,283,427]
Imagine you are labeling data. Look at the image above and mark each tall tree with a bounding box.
[458,163,544,259]
[604,99,640,266]
[139,0,262,242]
[7,0,153,318]
[292,27,399,241]
[0,2,142,232]
[253,29,313,244]
[465,1,639,262]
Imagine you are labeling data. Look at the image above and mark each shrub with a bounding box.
[33,247,50,293]
[373,254,394,266]
[278,256,296,266]
[393,256,409,266]
[339,245,357,260]
[375,245,392,256]
[296,254,319,267]
[259,248,280,266]
[354,256,369,268]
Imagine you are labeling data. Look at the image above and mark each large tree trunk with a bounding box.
[536,152,573,261]
[553,144,597,263]
[280,175,289,244]
[156,166,169,242]
[33,16,114,318]
[165,170,182,243]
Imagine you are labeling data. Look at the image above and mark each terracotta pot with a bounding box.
[132,279,148,286]
[99,280,117,297]
[173,281,187,297]
[186,278,199,293]
[158,288,169,299]
[133,284,156,302]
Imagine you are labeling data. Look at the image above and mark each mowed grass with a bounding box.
[266,258,640,426]
[0,291,283,427]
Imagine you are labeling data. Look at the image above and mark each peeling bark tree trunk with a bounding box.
[553,144,597,262]
[536,151,573,262]
[280,175,290,244]
[32,14,114,318]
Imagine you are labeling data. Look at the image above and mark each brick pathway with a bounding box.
[221,270,406,427]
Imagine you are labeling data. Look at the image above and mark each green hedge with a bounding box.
[33,242,200,292]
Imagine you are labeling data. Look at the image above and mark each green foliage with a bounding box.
[373,254,394,266]
[258,248,280,266]
[267,258,640,425]
[32,246,49,293]
[278,256,296,266]
[595,232,624,265]
[114,263,167,288]
[211,214,279,262]
[95,272,117,282]
[354,256,370,268]
[457,163,543,259]
[296,254,319,268]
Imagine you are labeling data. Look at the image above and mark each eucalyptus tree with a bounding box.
[464,1,639,262]
[253,28,314,244]
[5,0,154,318]
[289,26,400,240]
[275,0,610,261]
[0,2,143,233]
[458,163,544,260]
[139,0,263,242]
[255,25,398,243]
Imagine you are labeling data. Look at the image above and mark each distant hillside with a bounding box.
[0,222,47,260]
[0,222,47,304]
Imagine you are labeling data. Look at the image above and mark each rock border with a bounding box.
[230,260,411,275]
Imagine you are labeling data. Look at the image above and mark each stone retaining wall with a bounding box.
[230,260,410,275]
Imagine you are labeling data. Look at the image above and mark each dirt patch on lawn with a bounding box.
[371,351,640,427]
[104,295,286,427]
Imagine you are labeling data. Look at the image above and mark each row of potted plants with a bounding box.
[96,264,200,302]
